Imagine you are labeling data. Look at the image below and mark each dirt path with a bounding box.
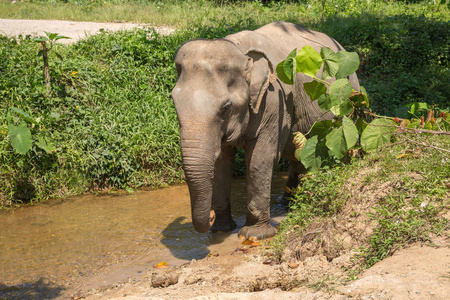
[0,18,174,44]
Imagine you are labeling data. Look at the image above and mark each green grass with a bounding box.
[0,0,449,207]
[271,133,450,273]
[0,29,189,207]
[0,0,308,27]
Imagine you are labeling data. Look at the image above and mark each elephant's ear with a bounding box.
[245,48,277,114]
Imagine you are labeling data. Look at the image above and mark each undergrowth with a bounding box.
[0,1,449,207]
[272,134,450,274]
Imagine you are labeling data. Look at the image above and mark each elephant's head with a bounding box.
[171,39,275,233]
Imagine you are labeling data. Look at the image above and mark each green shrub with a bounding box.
[317,13,449,115]
[0,29,190,206]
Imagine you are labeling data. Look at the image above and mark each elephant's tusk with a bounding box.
[209,210,216,227]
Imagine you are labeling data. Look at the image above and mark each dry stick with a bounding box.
[41,41,50,94]
[400,135,450,154]
[400,127,450,136]
[368,122,450,136]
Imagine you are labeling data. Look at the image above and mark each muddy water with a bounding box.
[0,173,288,298]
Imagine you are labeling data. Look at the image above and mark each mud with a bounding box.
[0,173,288,299]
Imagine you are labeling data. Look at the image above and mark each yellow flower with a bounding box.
[70,71,78,76]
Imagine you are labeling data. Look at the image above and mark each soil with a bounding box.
[2,19,450,300]
[75,166,450,300]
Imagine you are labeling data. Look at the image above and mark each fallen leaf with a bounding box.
[283,185,292,194]
[153,261,170,269]
[396,153,408,159]
[263,258,273,265]
[250,242,261,247]
[242,240,253,245]
[288,263,300,269]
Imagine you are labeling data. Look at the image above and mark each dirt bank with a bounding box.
[75,233,449,300]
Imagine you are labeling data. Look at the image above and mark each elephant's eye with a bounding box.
[221,102,232,115]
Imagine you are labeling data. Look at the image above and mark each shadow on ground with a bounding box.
[0,278,64,300]
[160,216,232,261]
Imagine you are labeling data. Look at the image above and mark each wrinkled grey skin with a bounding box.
[171,22,360,240]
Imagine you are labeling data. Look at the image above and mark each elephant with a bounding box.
[171,21,360,240]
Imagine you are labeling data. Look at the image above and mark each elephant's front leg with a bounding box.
[238,142,278,240]
[211,146,237,232]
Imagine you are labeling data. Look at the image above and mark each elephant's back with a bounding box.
[255,21,344,53]
[225,21,345,65]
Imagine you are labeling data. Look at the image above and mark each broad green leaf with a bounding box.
[276,61,292,85]
[318,94,333,112]
[407,102,429,114]
[10,107,38,125]
[283,48,297,84]
[309,119,333,138]
[320,47,339,80]
[296,45,323,78]
[33,37,48,43]
[355,118,368,135]
[33,36,48,43]
[325,116,358,159]
[360,86,369,107]
[300,135,322,172]
[45,32,59,41]
[8,122,32,155]
[361,118,396,152]
[335,51,360,79]
[35,137,57,154]
[329,79,352,106]
[304,80,327,100]
[55,35,70,41]
[293,132,307,161]
[330,100,353,117]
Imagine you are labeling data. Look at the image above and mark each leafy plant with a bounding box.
[6,107,57,155]
[277,45,450,172]
[33,32,69,94]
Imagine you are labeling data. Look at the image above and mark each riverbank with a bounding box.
[77,234,450,300]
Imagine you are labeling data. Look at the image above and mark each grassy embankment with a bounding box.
[271,133,449,278]
[0,0,449,232]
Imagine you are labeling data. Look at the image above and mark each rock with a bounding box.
[151,272,179,288]
[184,274,203,285]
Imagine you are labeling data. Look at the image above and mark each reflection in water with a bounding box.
[0,172,288,297]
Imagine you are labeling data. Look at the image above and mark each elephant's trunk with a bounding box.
[180,129,220,233]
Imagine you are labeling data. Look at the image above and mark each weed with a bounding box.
[274,134,449,272]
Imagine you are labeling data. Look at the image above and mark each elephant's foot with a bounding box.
[238,223,277,241]
[211,218,237,232]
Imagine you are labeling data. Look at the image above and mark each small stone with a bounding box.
[151,272,179,288]
[184,274,202,285]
